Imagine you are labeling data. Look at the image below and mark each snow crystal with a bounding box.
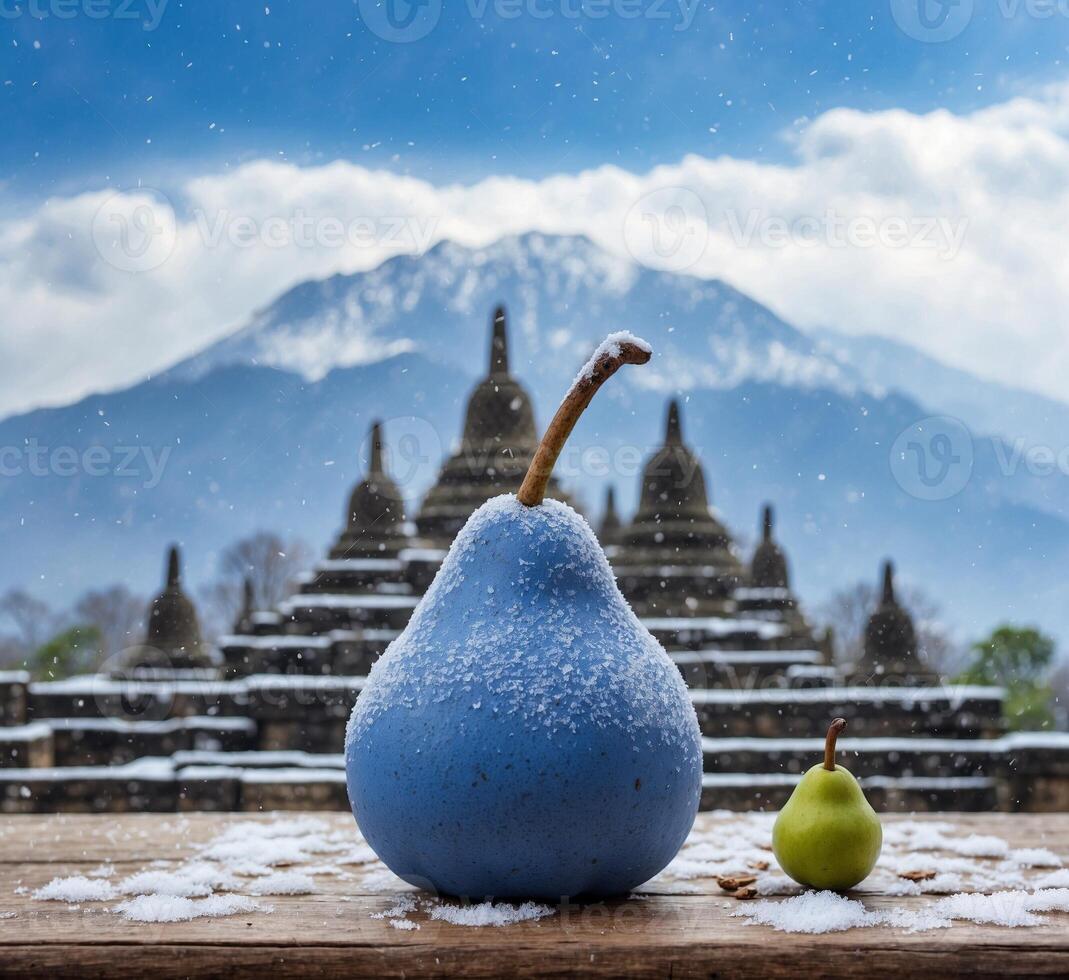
[244,872,317,896]
[33,876,118,902]
[573,331,652,385]
[371,894,417,920]
[733,891,886,934]
[1007,848,1062,868]
[119,865,238,899]
[1034,869,1069,889]
[735,888,1069,935]
[426,901,557,927]
[389,918,419,930]
[114,894,264,923]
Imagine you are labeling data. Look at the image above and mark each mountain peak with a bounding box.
[166,231,863,398]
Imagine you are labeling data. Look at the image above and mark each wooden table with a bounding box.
[0,812,1067,978]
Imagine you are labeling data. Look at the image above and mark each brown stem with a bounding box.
[517,337,652,507]
[824,718,847,771]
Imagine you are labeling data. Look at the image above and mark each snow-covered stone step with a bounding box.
[0,671,29,727]
[699,772,999,813]
[670,649,826,688]
[0,722,53,768]
[691,685,1006,739]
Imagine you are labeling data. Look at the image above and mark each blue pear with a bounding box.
[346,334,703,900]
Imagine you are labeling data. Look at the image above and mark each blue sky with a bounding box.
[1,1,1068,417]
[4,0,1068,202]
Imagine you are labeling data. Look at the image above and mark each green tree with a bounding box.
[957,625,1056,731]
[30,625,103,681]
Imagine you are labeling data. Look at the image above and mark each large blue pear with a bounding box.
[346,495,702,899]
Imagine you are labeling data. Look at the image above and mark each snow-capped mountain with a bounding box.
[1,232,1067,647]
[171,233,863,398]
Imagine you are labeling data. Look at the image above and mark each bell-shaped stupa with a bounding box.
[751,504,789,589]
[612,400,741,617]
[735,504,811,642]
[854,561,934,683]
[330,420,408,559]
[141,546,209,669]
[598,485,623,548]
[416,306,564,544]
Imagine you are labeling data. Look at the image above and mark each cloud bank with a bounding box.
[2,81,1068,417]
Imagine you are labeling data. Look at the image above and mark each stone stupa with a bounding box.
[611,399,742,618]
[853,561,936,685]
[734,504,812,643]
[415,306,564,545]
[119,545,210,672]
[598,485,623,547]
[329,420,408,560]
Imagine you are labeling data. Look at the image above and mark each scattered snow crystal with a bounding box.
[33,876,118,903]
[427,900,557,927]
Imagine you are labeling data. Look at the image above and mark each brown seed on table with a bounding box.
[716,875,757,891]
[748,860,770,871]
[898,870,937,882]
[732,887,759,900]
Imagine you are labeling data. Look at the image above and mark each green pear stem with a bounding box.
[517,337,652,507]
[824,718,847,771]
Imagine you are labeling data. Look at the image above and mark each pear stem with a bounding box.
[517,336,652,507]
[824,718,847,771]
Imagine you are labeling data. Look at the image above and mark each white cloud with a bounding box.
[2,81,1068,417]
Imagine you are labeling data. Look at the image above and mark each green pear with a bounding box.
[772,718,882,891]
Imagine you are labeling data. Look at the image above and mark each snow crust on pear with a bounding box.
[347,493,701,759]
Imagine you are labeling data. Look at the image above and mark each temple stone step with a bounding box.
[643,617,791,651]
[217,631,396,678]
[699,773,1000,813]
[1,759,1000,814]
[0,672,29,727]
[0,753,347,813]
[702,733,1069,780]
[277,593,418,631]
[299,558,409,595]
[691,685,1005,738]
[48,717,256,766]
[27,675,363,724]
[0,723,54,768]
[670,649,829,689]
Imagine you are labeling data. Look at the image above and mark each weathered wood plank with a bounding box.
[0,813,1066,978]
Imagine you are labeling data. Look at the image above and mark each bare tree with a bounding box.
[0,589,55,658]
[817,579,962,674]
[74,585,145,659]
[199,531,311,642]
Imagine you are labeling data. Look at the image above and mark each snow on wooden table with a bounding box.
[0,812,1067,978]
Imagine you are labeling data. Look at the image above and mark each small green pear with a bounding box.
[772,718,882,891]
